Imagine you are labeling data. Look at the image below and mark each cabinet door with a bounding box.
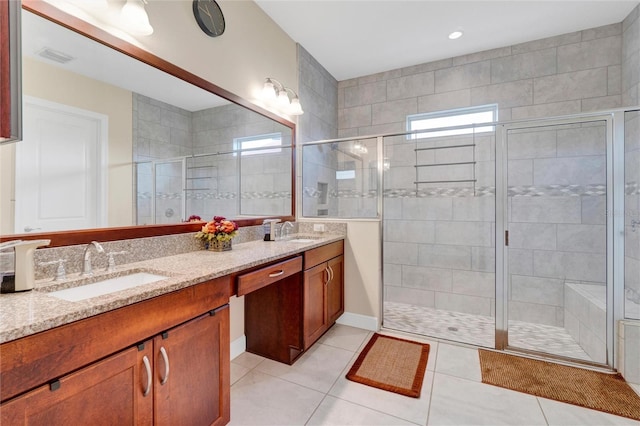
[303,262,329,349]
[327,255,344,325]
[0,345,152,425]
[154,305,230,426]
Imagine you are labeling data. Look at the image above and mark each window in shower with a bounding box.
[233,133,282,156]
[407,104,498,139]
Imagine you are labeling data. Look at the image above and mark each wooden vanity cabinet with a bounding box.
[241,256,304,365]
[153,307,229,426]
[0,277,231,425]
[241,240,345,364]
[303,241,344,349]
[1,344,153,425]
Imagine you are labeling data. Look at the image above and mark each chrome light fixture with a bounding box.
[262,78,304,116]
[121,0,154,36]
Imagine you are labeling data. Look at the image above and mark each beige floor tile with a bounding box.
[329,353,433,425]
[427,373,546,425]
[307,395,419,426]
[318,324,373,352]
[229,370,324,426]
[434,343,482,382]
[538,397,640,425]
[230,325,627,425]
[232,351,266,369]
[255,343,354,393]
[230,362,250,385]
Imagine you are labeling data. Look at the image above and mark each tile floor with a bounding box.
[384,302,591,361]
[230,324,640,426]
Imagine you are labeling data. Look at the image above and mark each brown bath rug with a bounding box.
[479,349,640,421]
[346,333,430,398]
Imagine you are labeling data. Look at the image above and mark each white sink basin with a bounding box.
[48,272,168,302]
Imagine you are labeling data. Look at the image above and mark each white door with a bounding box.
[15,97,108,233]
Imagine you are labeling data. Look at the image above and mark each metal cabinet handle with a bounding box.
[268,270,285,278]
[159,346,170,385]
[328,265,334,282]
[324,267,330,284]
[142,355,152,396]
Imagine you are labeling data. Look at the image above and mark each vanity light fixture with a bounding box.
[262,78,304,116]
[121,0,154,36]
[448,30,463,40]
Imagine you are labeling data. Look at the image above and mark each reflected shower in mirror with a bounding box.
[0,8,293,237]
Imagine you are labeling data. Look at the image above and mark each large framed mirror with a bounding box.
[0,1,295,247]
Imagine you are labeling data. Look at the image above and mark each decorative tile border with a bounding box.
[137,191,291,201]
[304,184,609,199]
[626,181,640,195]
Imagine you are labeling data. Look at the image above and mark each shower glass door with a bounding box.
[501,116,611,365]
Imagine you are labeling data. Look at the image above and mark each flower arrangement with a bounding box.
[185,214,204,223]
[195,216,238,243]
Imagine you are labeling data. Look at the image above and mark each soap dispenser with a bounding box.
[0,239,51,293]
[263,219,281,241]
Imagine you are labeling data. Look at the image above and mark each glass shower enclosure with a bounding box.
[497,115,612,364]
[300,107,640,369]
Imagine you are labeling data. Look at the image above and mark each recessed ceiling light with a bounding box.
[448,30,463,40]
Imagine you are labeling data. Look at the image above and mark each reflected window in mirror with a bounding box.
[133,95,292,225]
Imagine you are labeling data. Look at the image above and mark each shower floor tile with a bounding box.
[383,302,592,362]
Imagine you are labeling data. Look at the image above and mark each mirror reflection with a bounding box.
[0,9,292,237]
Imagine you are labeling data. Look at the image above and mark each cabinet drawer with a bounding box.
[304,240,344,270]
[237,256,302,296]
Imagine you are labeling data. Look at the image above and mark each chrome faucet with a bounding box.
[82,241,105,277]
[281,221,295,240]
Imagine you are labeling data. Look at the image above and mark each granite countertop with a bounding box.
[0,234,344,344]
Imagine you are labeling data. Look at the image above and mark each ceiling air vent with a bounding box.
[36,47,75,64]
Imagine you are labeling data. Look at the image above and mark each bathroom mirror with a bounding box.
[0,3,295,246]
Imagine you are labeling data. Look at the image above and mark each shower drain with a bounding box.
[447,326,459,332]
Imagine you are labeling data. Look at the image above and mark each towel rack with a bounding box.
[413,140,476,195]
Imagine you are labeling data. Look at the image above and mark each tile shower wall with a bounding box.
[382,131,496,317]
[336,23,625,319]
[297,44,339,217]
[192,104,292,218]
[507,122,607,334]
[624,4,640,321]
[625,110,640,321]
[133,95,292,223]
[133,94,192,225]
[302,138,378,218]
[622,3,640,107]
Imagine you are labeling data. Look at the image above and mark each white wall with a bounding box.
[144,1,298,104]
[341,220,381,330]
[44,0,298,108]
